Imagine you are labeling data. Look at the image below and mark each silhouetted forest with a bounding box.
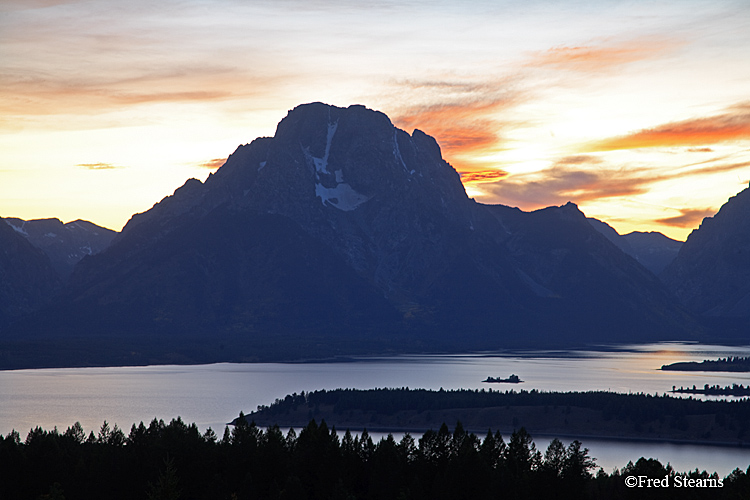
[662,356,750,372]
[247,388,750,444]
[2,416,749,500]
[253,387,750,420]
[671,384,750,397]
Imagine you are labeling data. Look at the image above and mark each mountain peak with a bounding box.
[192,101,469,224]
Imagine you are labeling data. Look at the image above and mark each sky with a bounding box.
[1,0,749,240]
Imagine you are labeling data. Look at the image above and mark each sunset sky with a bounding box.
[2,0,749,240]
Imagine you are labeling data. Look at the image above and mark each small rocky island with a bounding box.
[482,374,523,383]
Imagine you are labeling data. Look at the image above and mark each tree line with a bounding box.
[671,384,750,397]
[2,416,749,500]
[253,387,750,425]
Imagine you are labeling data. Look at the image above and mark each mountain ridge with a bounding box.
[661,184,750,322]
[4,217,116,279]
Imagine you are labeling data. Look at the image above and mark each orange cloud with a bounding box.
[394,101,505,160]
[584,104,750,151]
[196,158,226,170]
[459,169,508,184]
[389,77,525,168]
[529,38,678,72]
[655,208,716,228]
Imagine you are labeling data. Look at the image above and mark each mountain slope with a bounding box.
[661,184,750,318]
[486,204,692,342]
[0,217,60,327]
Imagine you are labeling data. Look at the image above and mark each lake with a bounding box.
[2,342,750,475]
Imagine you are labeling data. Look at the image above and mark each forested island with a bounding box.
[2,416,748,499]
[661,356,750,372]
[244,388,750,446]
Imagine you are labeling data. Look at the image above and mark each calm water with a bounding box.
[2,342,750,475]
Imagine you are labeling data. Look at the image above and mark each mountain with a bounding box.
[588,218,682,275]
[0,217,60,327]
[661,184,750,321]
[4,218,116,279]
[622,232,682,275]
[5,103,699,367]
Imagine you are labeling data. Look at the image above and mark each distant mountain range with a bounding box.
[4,218,116,279]
[587,219,682,275]
[1,103,747,368]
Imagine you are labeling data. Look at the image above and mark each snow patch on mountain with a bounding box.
[315,182,370,211]
[393,130,409,173]
[7,220,28,236]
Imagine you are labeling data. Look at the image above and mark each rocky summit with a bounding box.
[3,103,702,368]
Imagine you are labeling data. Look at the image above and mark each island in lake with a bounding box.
[482,374,523,383]
[239,388,750,446]
[661,356,750,372]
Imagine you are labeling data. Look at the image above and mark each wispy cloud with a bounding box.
[389,36,682,170]
[395,102,502,156]
[583,103,750,151]
[483,163,654,209]
[77,162,121,170]
[527,38,679,72]
[195,158,226,170]
[0,68,258,117]
[683,160,750,176]
[403,105,502,148]
[655,208,716,228]
[554,155,603,166]
[479,153,750,210]
[390,79,525,169]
